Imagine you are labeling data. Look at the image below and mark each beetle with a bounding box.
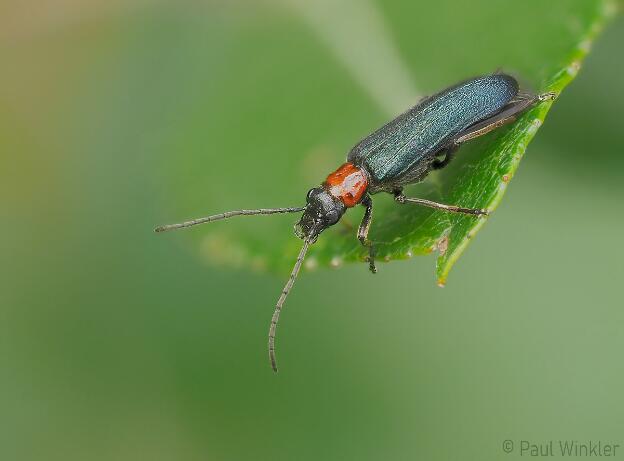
[155,73,555,372]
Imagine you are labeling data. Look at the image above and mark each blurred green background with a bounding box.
[1,1,623,460]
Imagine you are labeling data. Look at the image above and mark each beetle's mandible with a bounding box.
[155,73,556,372]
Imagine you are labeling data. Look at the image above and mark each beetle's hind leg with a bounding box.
[357,196,377,274]
[394,190,488,216]
[446,93,552,149]
[432,92,556,171]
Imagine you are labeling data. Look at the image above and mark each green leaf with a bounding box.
[156,0,617,284]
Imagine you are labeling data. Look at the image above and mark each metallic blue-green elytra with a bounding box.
[348,74,519,184]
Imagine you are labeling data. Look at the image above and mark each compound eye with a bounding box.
[306,188,315,201]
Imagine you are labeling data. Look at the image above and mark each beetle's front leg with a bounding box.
[394,191,488,216]
[357,195,377,274]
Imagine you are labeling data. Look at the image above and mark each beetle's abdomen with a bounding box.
[323,163,368,207]
[348,74,519,183]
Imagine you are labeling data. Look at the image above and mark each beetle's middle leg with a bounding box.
[394,190,488,216]
[357,195,377,274]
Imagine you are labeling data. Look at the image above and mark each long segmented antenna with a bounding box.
[154,207,305,233]
[268,239,310,373]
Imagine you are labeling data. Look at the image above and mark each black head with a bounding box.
[294,187,346,243]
